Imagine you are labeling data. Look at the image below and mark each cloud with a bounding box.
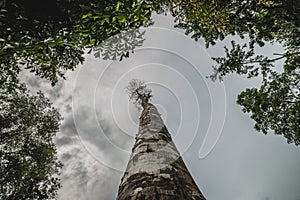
[57,140,121,200]
[19,65,125,199]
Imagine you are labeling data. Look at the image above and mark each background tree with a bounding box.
[0,83,62,199]
[169,0,300,145]
[210,41,300,145]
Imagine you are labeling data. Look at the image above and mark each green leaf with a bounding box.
[116,2,121,12]
[100,16,110,25]
[117,14,127,23]
[82,12,93,19]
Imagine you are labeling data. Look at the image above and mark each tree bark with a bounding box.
[117,103,206,200]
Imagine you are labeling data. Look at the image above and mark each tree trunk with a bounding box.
[117,103,206,200]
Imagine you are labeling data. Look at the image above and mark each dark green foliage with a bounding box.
[237,73,299,145]
[170,0,232,46]
[0,0,84,86]
[171,0,300,47]
[77,0,158,46]
[0,0,161,86]
[0,84,62,199]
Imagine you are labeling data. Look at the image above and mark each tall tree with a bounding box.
[118,79,206,199]
[0,83,62,199]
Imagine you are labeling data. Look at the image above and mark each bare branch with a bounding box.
[126,79,152,108]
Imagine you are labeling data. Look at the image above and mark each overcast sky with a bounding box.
[22,14,300,200]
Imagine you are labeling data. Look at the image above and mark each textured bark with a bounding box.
[117,103,206,200]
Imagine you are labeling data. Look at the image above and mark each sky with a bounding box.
[21,14,300,200]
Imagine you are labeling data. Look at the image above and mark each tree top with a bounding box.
[126,79,152,109]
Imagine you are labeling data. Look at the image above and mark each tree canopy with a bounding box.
[0,1,298,170]
[0,83,62,199]
[0,0,162,85]
[165,0,299,145]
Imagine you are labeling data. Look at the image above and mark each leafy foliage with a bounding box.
[237,75,299,145]
[0,0,84,86]
[0,84,62,199]
[200,0,300,145]
[164,0,299,145]
[170,0,300,46]
[213,41,299,144]
[77,0,158,45]
[0,0,161,86]
[170,0,231,46]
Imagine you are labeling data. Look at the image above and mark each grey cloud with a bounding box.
[55,136,74,146]
[59,116,78,137]
[57,142,122,200]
